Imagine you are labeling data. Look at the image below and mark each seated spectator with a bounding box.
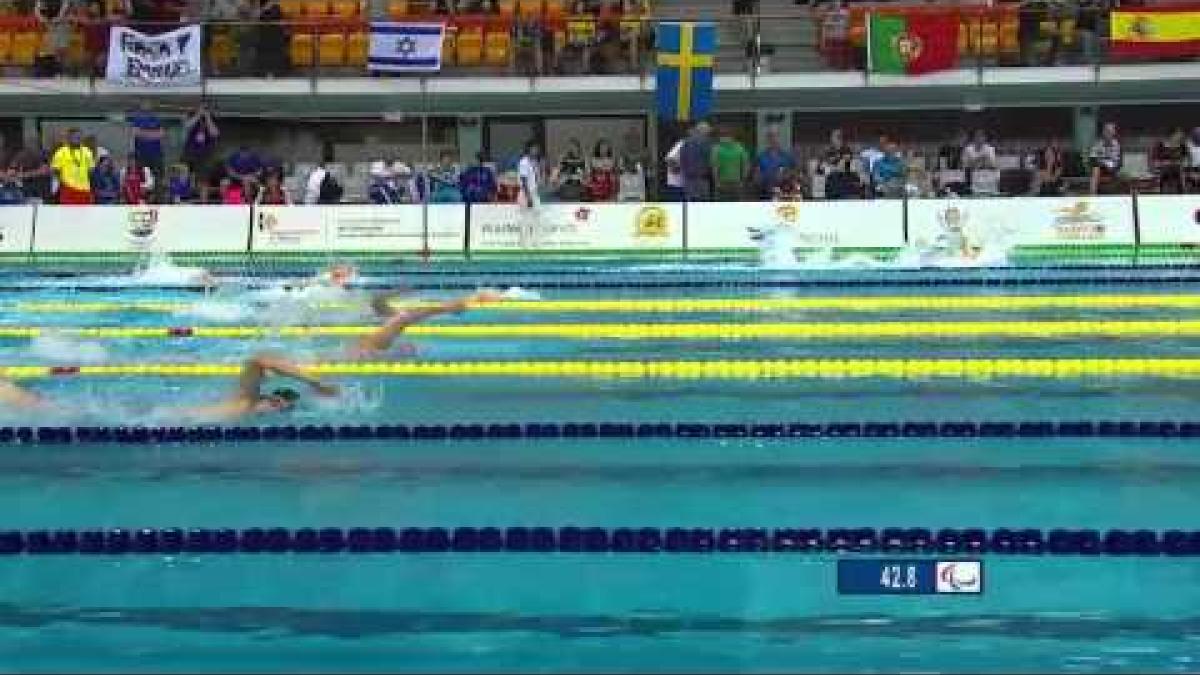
[616,155,645,202]
[1036,138,1066,196]
[553,139,587,202]
[256,171,292,205]
[587,139,618,201]
[120,154,153,205]
[0,167,26,206]
[1089,122,1122,195]
[303,161,343,205]
[225,145,263,187]
[368,161,401,204]
[219,177,247,205]
[662,136,685,202]
[773,167,804,201]
[427,150,463,204]
[12,147,53,205]
[871,141,907,198]
[753,128,796,199]
[1152,128,1187,194]
[710,128,750,202]
[167,164,195,204]
[460,153,498,204]
[819,129,853,174]
[961,130,998,171]
[90,151,121,205]
[391,162,422,204]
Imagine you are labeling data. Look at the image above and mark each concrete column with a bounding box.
[1073,106,1099,156]
[457,115,483,163]
[756,109,792,153]
[22,116,39,149]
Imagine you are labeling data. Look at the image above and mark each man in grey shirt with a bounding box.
[679,121,714,202]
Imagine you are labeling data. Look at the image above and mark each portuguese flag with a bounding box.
[869,12,960,75]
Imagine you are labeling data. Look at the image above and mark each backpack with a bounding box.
[318,170,343,204]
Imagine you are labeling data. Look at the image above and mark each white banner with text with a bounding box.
[251,205,465,252]
[1134,195,1200,244]
[0,206,34,254]
[33,206,250,252]
[686,201,905,250]
[105,24,203,87]
[470,203,683,251]
[908,197,1136,248]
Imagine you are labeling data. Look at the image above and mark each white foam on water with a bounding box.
[29,331,109,364]
[499,286,542,301]
[178,299,254,323]
[130,252,215,286]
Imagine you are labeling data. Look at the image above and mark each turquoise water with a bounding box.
[2,268,1200,672]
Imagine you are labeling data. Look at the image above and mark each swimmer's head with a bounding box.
[326,263,358,287]
[259,387,300,413]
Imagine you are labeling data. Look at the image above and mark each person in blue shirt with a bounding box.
[753,128,797,199]
[226,145,263,187]
[367,161,401,204]
[459,152,498,204]
[0,167,25,205]
[871,141,907,198]
[168,164,196,204]
[427,150,463,203]
[127,102,165,198]
[89,152,121,205]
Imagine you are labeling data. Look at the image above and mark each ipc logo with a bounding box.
[935,561,982,593]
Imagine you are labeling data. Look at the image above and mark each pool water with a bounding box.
[2,264,1200,673]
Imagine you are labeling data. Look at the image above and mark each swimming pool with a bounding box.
[2,261,1200,673]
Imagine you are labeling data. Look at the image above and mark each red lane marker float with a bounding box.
[50,366,80,376]
[168,327,195,337]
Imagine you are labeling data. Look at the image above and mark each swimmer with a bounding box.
[0,378,48,410]
[345,289,505,359]
[175,353,339,422]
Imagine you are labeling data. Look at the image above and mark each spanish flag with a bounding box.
[1111,8,1200,58]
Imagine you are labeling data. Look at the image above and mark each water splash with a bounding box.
[29,331,109,364]
[130,252,215,286]
[500,286,542,301]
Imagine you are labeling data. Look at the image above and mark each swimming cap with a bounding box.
[271,388,300,403]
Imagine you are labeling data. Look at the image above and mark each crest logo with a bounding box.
[893,32,924,63]
[635,206,669,238]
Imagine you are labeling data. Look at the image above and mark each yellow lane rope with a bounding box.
[9,358,1200,379]
[16,294,1200,314]
[7,320,1200,340]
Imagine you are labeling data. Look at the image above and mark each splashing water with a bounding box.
[30,331,109,364]
[499,286,543,301]
[130,252,215,286]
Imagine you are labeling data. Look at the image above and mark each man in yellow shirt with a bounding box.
[50,128,95,205]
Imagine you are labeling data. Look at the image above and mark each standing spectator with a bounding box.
[182,106,220,203]
[753,128,796,199]
[871,140,907,198]
[553,138,587,202]
[127,102,165,200]
[82,134,109,165]
[679,121,714,202]
[392,162,422,204]
[13,146,53,204]
[587,139,618,201]
[256,171,291,204]
[303,161,328,205]
[1152,128,1187,195]
[219,177,246,204]
[50,127,96,205]
[367,161,400,204]
[90,150,121,204]
[459,153,498,204]
[34,0,73,77]
[961,130,998,171]
[257,0,288,77]
[225,144,263,187]
[663,135,685,202]
[938,130,968,170]
[120,153,153,204]
[710,128,750,202]
[1035,138,1065,196]
[427,150,463,203]
[822,140,863,200]
[860,133,888,180]
[80,0,111,77]
[616,155,645,202]
[819,128,853,173]
[1089,122,1121,195]
[517,141,542,208]
[167,164,195,203]
[0,167,26,206]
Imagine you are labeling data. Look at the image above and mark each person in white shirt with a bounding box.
[303,163,327,205]
[517,142,543,249]
[664,138,684,201]
[960,130,998,170]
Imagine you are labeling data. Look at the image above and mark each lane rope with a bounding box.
[7,319,1200,340]
[0,526,1194,556]
[9,358,1200,379]
[16,294,1200,314]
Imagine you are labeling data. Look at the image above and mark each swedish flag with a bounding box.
[656,22,716,122]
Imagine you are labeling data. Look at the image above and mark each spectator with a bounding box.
[34,0,73,77]
[0,167,26,206]
[617,155,645,202]
[12,146,53,205]
[1186,127,1200,192]
[1089,122,1121,195]
[167,164,195,204]
[219,177,246,204]
[258,0,288,76]
[860,133,888,180]
[50,127,96,205]
[517,141,543,208]
[961,130,998,171]
[127,102,165,199]
[82,135,109,165]
[938,130,968,170]
[302,161,339,205]
[427,150,463,203]
[182,106,220,203]
[256,171,291,204]
[392,162,422,204]
[226,145,263,187]
[753,128,796,199]
[80,0,111,77]
[587,139,618,201]
[710,128,750,202]
[553,138,587,202]
[460,153,498,204]
[90,151,121,204]
[120,153,153,204]
[773,167,804,201]
[679,121,714,201]
[1152,128,1187,195]
[871,140,906,198]
[662,135,685,202]
[367,161,401,204]
[1035,138,1065,196]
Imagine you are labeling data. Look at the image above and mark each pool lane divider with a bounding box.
[0,526,1195,556]
[10,358,1200,379]
[10,320,1200,340]
[7,420,1200,445]
[17,293,1200,314]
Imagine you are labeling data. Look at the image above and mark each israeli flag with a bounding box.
[369,22,445,73]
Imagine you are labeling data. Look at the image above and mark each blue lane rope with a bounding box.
[7,420,1200,445]
[0,527,1194,556]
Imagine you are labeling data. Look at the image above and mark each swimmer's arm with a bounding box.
[238,354,339,399]
[0,380,45,410]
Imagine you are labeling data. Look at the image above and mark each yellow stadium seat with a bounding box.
[305,0,331,18]
[442,29,456,65]
[332,0,359,18]
[280,0,305,19]
[0,33,12,65]
[12,32,38,66]
[619,18,641,42]
[346,31,367,65]
[484,31,510,65]
[456,31,482,65]
[209,31,235,69]
[1059,19,1076,46]
[545,0,564,22]
[566,17,595,46]
[318,31,345,66]
[65,29,86,68]
[290,31,315,67]
[387,0,407,18]
[517,0,541,21]
[497,0,516,18]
